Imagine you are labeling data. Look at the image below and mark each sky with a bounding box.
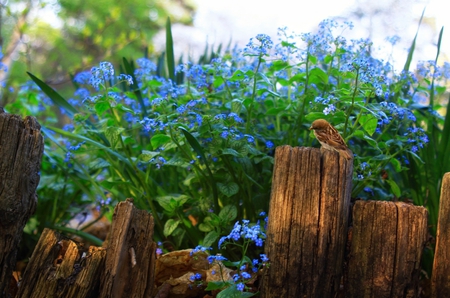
[155,0,449,71]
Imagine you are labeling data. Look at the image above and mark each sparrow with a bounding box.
[309,119,353,160]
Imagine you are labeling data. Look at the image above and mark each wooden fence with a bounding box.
[1,111,449,298]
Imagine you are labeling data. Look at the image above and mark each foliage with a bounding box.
[189,214,269,296]
[0,0,195,104]
[2,17,449,282]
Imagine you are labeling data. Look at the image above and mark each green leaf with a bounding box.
[386,179,401,197]
[221,148,243,158]
[363,135,379,148]
[205,281,229,291]
[48,127,132,167]
[219,205,237,222]
[217,284,256,298]
[94,101,110,115]
[89,158,110,170]
[139,150,160,162]
[155,196,176,213]
[151,134,171,148]
[305,112,326,122]
[358,114,378,136]
[164,219,180,236]
[213,76,225,88]
[217,182,239,197]
[203,231,219,247]
[27,72,78,117]
[390,158,402,172]
[166,17,175,82]
[230,99,244,114]
[105,127,124,148]
[229,70,245,81]
[308,67,328,85]
[199,222,214,232]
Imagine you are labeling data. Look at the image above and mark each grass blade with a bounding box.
[166,17,175,82]
[403,8,425,72]
[27,72,78,117]
[122,57,147,117]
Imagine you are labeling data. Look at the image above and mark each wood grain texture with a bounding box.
[16,228,106,298]
[261,146,353,298]
[432,172,450,297]
[0,110,44,298]
[347,201,428,298]
[99,200,156,298]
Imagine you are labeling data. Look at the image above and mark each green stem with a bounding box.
[246,55,263,134]
[343,69,360,138]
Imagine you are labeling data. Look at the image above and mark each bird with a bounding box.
[309,119,353,160]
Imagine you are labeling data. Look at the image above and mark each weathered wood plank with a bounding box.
[261,146,353,298]
[432,172,450,297]
[346,201,428,298]
[0,110,44,298]
[99,199,156,298]
[16,228,106,298]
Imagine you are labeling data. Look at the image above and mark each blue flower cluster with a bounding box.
[218,219,266,249]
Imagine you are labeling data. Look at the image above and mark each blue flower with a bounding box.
[241,272,251,279]
[236,283,245,291]
[260,254,269,262]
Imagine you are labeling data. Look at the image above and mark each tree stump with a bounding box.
[16,228,106,298]
[261,146,353,298]
[0,109,44,298]
[432,172,450,297]
[346,200,428,298]
[99,199,156,298]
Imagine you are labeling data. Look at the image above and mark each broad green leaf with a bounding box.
[89,158,110,170]
[229,70,245,81]
[308,67,328,85]
[155,196,176,213]
[199,222,214,232]
[358,114,378,136]
[139,150,160,162]
[217,182,239,197]
[203,231,219,247]
[94,101,110,115]
[386,179,401,197]
[219,205,237,222]
[230,99,244,114]
[363,135,378,148]
[222,148,242,157]
[151,134,171,148]
[105,127,124,148]
[205,281,229,291]
[390,158,402,172]
[305,112,326,122]
[163,219,180,236]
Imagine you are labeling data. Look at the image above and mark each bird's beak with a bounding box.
[309,125,313,130]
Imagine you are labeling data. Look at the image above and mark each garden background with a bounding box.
[1,0,449,296]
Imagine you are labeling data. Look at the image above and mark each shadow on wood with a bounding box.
[0,109,44,298]
[15,200,156,298]
[432,172,450,297]
[346,200,428,298]
[261,146,353,298]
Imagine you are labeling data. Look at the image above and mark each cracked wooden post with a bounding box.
[99,199,156,298]
[432,172,450,297]
[346,201,428,297]
[260,146,353,298]
[16,228,106,298]
[0,108,44,298]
